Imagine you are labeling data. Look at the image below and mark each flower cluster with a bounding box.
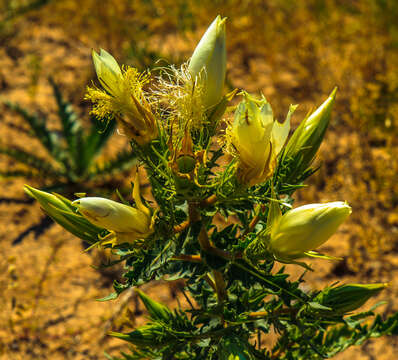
[27,16,351,261]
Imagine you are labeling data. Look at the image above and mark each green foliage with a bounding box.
[1,78,136,195]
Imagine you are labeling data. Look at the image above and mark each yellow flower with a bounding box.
[269,202,351,259]
[72,173,154,245]
[188,15,227,109]
[73,197,151,236]
[227,91,294,187]
[86,49,157,145]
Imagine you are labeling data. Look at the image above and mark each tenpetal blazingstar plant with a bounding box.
[25,16,398,360]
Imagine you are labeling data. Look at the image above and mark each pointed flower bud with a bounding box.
[188,15,227,109]
[72,173,153,244]
[315,283,388,314]
[24,185,102,244]
[269,202,351,259]
[136,289,171,322]
[110,323,165,347]
[226,91,294,187]
[86,49,157,145]
[283,88,337,181]
[73,197,153,243]
[92,48,123,96]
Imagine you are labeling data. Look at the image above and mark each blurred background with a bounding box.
[0,0,398,359]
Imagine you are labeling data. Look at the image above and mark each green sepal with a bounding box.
[24,185,104,243]
[267,184,282,230]
[304,251,343,261]
[136,289,172,322]
[207,88,238,134]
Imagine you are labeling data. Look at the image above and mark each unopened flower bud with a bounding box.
[315,283,388,314]
[73,197,153,243]
[269,202,351,259]
[24,185,102,243]
[136,289,171,321]
[283,88,336,180]
[92,48,123,96]
[188,15,227,109]
[227,92,293,187]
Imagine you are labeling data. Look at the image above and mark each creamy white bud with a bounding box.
[188,15,227,109]
[269,201,351,258]
[92,49,123,96]
[73,197,152,240]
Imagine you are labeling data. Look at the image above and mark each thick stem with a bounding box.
[213,269,227,303]
[188,201,201,223]
[198,225,212,251]
[203,273,217,292]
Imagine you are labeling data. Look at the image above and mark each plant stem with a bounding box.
[232,261,306,304]
[213,269,227,304]
[173,219,190,233]
[171,254,202,263]
[203,273,217,292]
[241,204,265,238]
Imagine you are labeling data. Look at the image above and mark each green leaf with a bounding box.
[89,149,136,178]
[136,289,172,322]
[0,145,62,178]
[49,78,85,174]
[308,302,332,311]
[0,169,42,179]
[83,117,116,167]
[4,101,62,161]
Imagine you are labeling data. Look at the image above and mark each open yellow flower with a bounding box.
[227,91,295,187]
[86,49,157,145]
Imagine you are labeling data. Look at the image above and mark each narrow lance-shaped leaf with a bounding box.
[4,101,62,160]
